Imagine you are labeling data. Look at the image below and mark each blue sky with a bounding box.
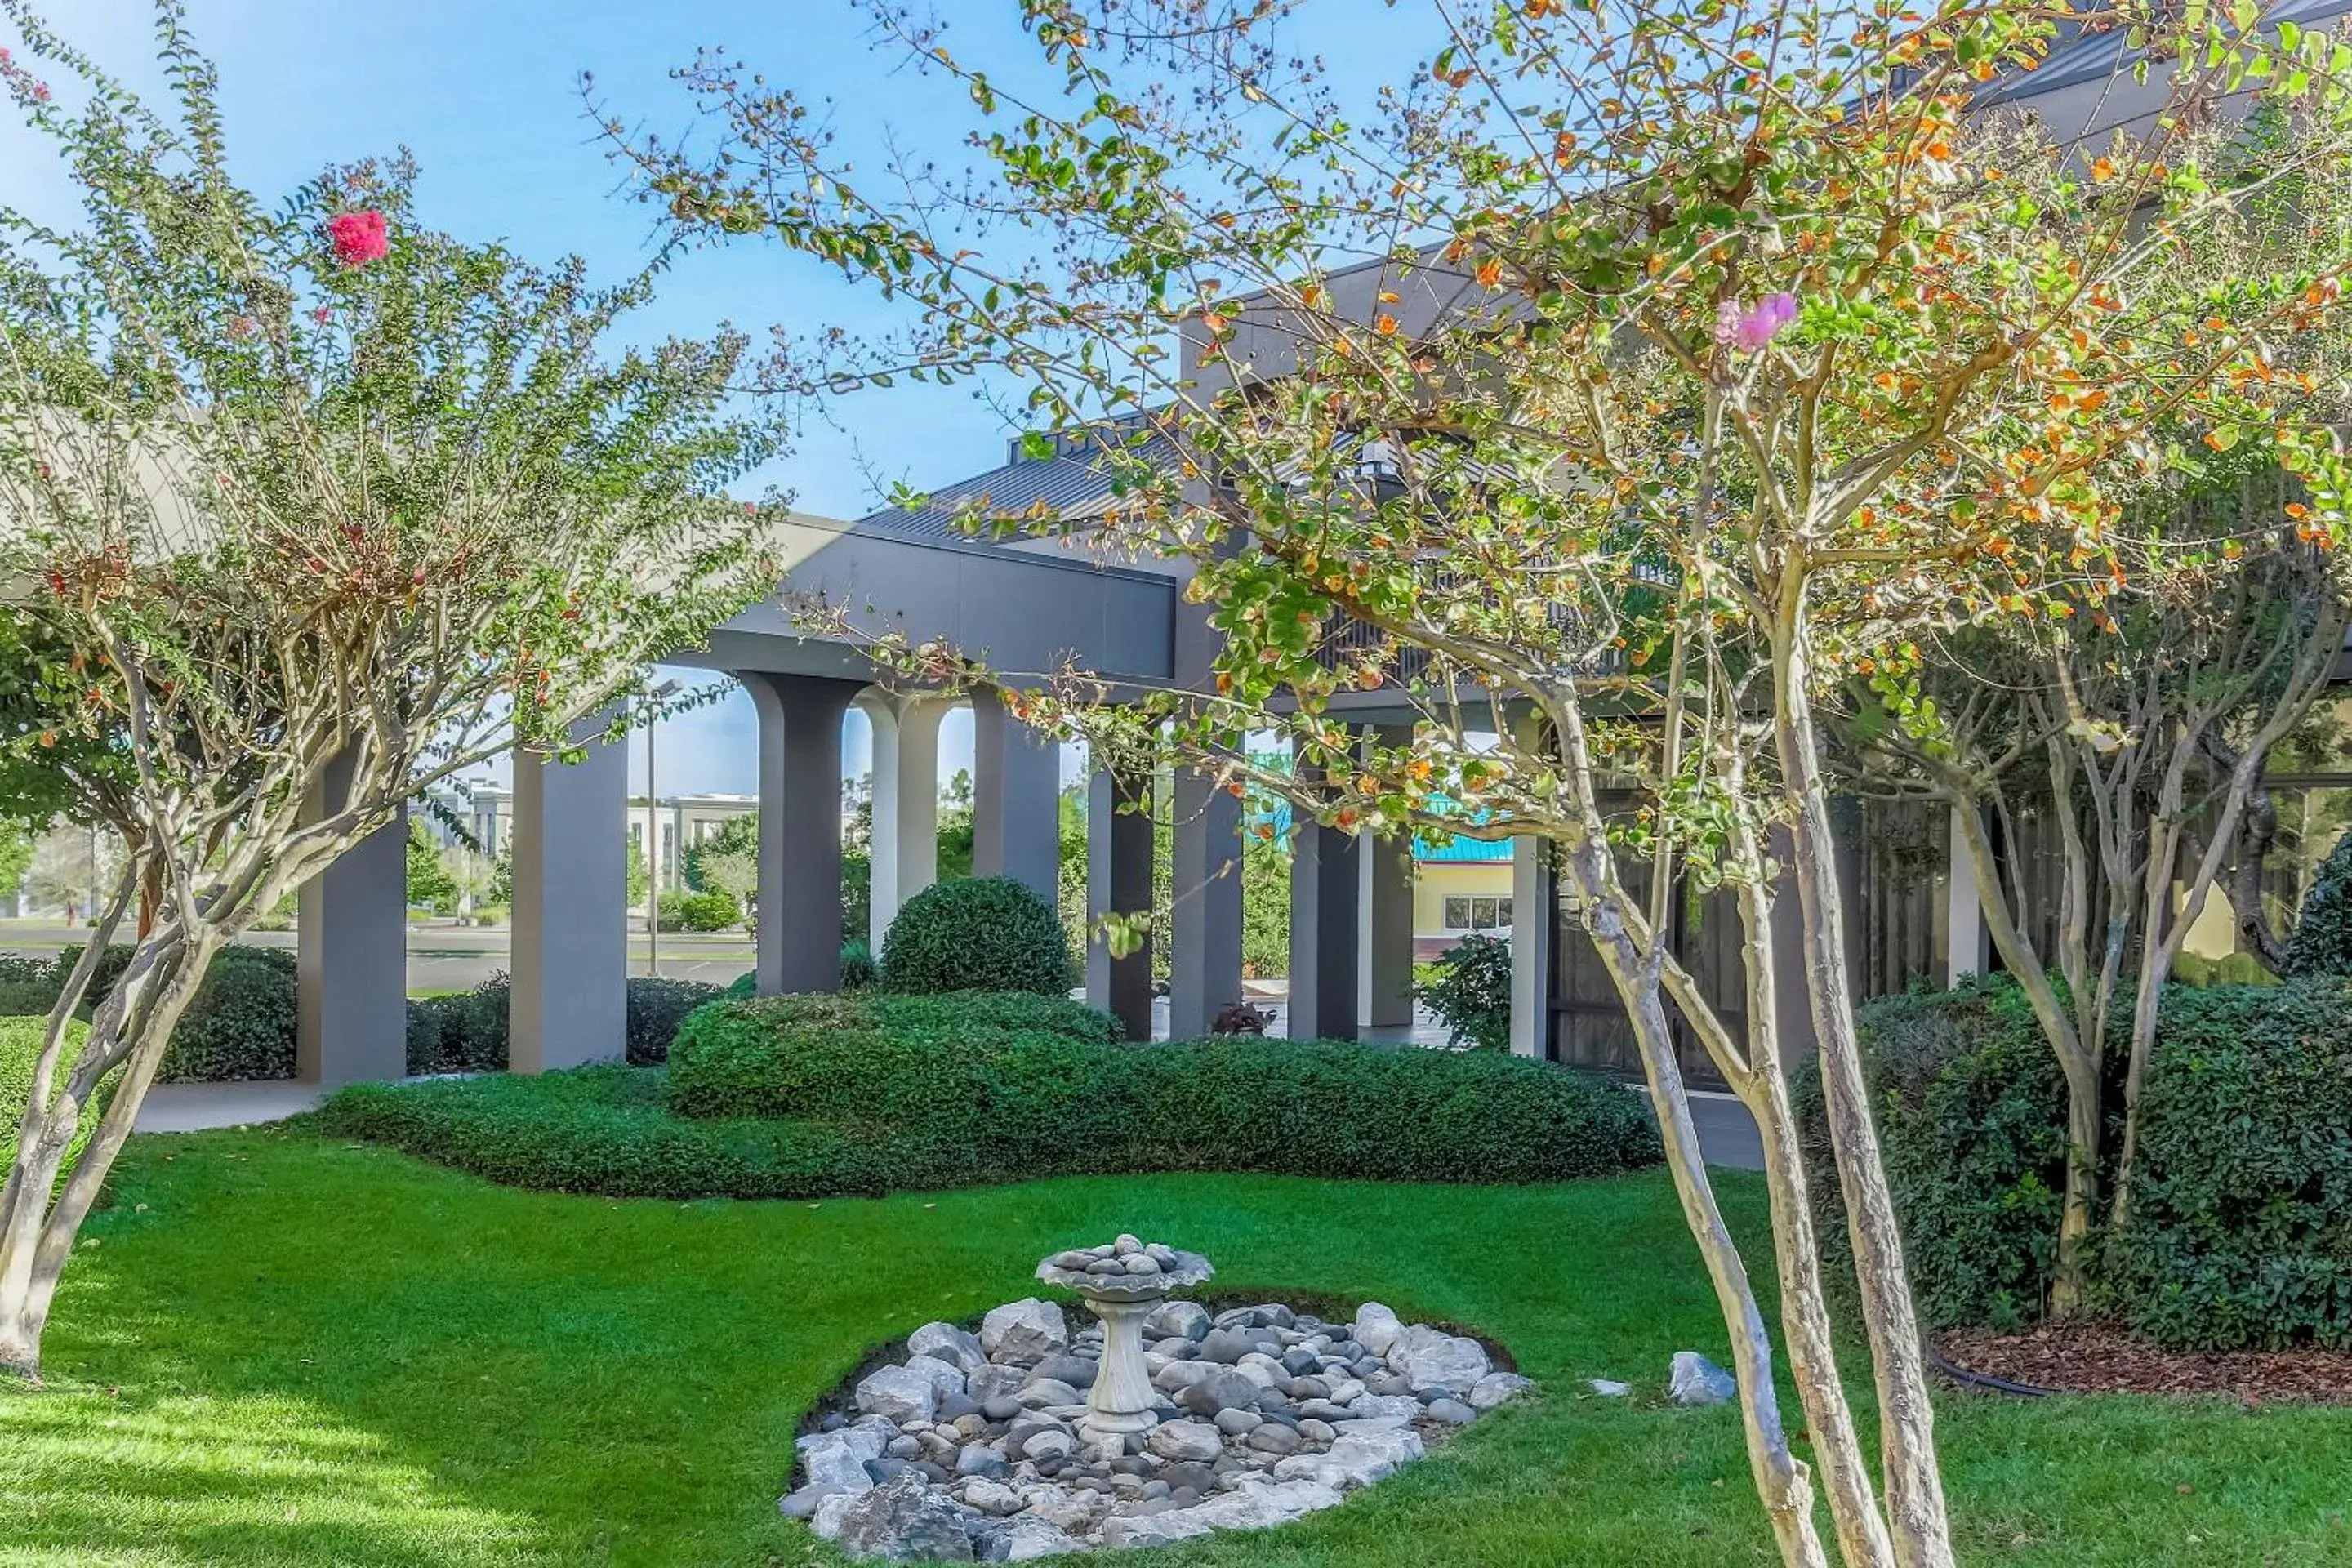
[0,1,1421,796]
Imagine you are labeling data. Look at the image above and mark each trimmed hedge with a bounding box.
[625,978,724,1066]
[657,990,1658,1187]
[1793,977,2096,1331]
[323,1067,911,1200]
[159,947,298,1082]
[1,1016,100,1174]
[880,875,1072,996]
[2117,978,2352,1350]
[408,973,727,1074]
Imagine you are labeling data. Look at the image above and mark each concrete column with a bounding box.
[1946,803,1989,985]
[296,750,408,1086]
[1085,757,1156,1040]
[746,671,861,994]
[971,687,1062,906]
[510,712,627,1073]
[1168,766,1245,1039]
[1361,835,1416,1032]
[1508,831,1554,1058]
[863,693,947,951]
[1288,796,1361,1043]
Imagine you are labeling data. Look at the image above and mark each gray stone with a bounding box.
[988,1515,1085,1560]
[1027,1355,1098,1392]
[911,1321,989,1375]
[779,1483,832,1520]
[1246,1423,1302,1455]
[1423,1398,1477,1425]
[1401,1334,1491,1395]
[1212,1407,1263,1437]
[982,1395,1024,1422]
[1472,1372,1537,1409]
[938,1392,983,1423]
[1347,1394,1424,1423]
[957,1441,1009,1478]
[832,1472,978,1561]
[1298,1418,1336,1443]
[800,1425,889,1494]
[1020,1428,1075,1463]
[810,1490,861,1541]
[1016,1379,1086,1410]
[1294,1398,1353,1423]
[1352,1303,1404,1357]
[1143,1300,1211,1342]
[982,1299,1070,1368]
[1277,1423,1423,1490]
[1177,1367,1262,1417]
[1195,1328,1259,1365]
[1670,1351,1738,1407]
[1098,1477,1346,1548]
[1144,1420,1224,1463]
[858,1363,944,1425]
[1588,1378,1633,1398]
[1152,1361,1212,1393]
[963,1477,1025,1517]
[969,1362,1029,1401]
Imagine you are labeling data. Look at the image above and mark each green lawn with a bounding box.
[2,1130,2347,1567]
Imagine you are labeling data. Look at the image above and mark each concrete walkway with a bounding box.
[135,1080,327,1134]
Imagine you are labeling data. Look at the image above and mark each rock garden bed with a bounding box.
[782,1247,1530,1561]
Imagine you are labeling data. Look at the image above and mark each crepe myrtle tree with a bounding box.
[0,2,780,1382]
[621,2,2352,1562]
[1846,461,2352,1312]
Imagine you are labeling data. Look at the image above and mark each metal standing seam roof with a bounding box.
[853,431,1186,543]
[1972,0,2352,107]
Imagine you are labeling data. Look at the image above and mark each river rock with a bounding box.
[1144,1420,1224,1463]
[1144,1300,1211,1342]
[1471,1372,1535,1409]
[1670,1351,1737,1406]
[1401,1334,1491,1395]
[982,1299,1070,1367]
[833,1472,978,1561]
[1352,1303,1404,1357]
[857,1363,943,1425]
[910,1321,988,1375]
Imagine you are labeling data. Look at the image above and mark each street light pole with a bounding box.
[645,678,681,978]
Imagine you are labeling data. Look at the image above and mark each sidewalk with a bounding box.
[135,1080,327,1134]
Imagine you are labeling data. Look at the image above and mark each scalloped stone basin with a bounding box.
[782,1254,1530,1561]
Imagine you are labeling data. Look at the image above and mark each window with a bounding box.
[1442,896,1514,932]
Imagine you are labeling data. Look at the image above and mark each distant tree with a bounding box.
[0,820,31,904]
[936,768,975,880]
[626,833,651,908]
[403,820,460,913]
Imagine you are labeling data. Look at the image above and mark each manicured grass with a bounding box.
[2,1131,2349,1566]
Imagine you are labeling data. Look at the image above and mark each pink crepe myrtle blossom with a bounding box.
[227,314,258,341]
[1731,292,1798,353]
[326,209,389,268]
[1713,300,1740,349]
[310,305,333,325]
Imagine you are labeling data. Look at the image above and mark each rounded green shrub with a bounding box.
[881,875,1071,996]
[2287,833,2352,978]
[2117,978,2352,1350]
[1793,976,2095,1331]
[625,978,723,1066]
[1415,934,1514,1051]
[158,946,299,1082]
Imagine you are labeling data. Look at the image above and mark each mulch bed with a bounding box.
[1937,1321,2352,1405]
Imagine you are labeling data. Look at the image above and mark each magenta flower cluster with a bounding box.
[327,210,390,268]
[1713,292,1799,354]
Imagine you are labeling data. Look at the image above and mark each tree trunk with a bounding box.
[1566,844,1830,1568]
[1771,612,1957,1568]
[1729,871,1900,1568]
[1944,800,2100,1316]
[0,921,213,1383]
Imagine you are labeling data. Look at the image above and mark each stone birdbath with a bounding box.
[1036,1234,1214,1444]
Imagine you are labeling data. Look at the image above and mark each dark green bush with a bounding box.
[625,978,722,1066]
[1793,977,2090,1330]
[321,1067,912,1200]
[55,942,135,1011]
[1415,934,1514,1051]
[156,946,298,1082]
[407,973,724,1075]
[407,974,510,1076]
[2116,978,2352,1350]
[0,981,60,1017]
[0,951,58,990]
[2286,833,2352,977]
[662,889,741,933]
[840,938,878,990]
[880,875,1072,996]
[660,991,1659,1187]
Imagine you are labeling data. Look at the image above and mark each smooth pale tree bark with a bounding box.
[1771,608,1956,1568]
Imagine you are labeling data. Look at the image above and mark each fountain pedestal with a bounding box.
[1036,1235,1214,1446]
